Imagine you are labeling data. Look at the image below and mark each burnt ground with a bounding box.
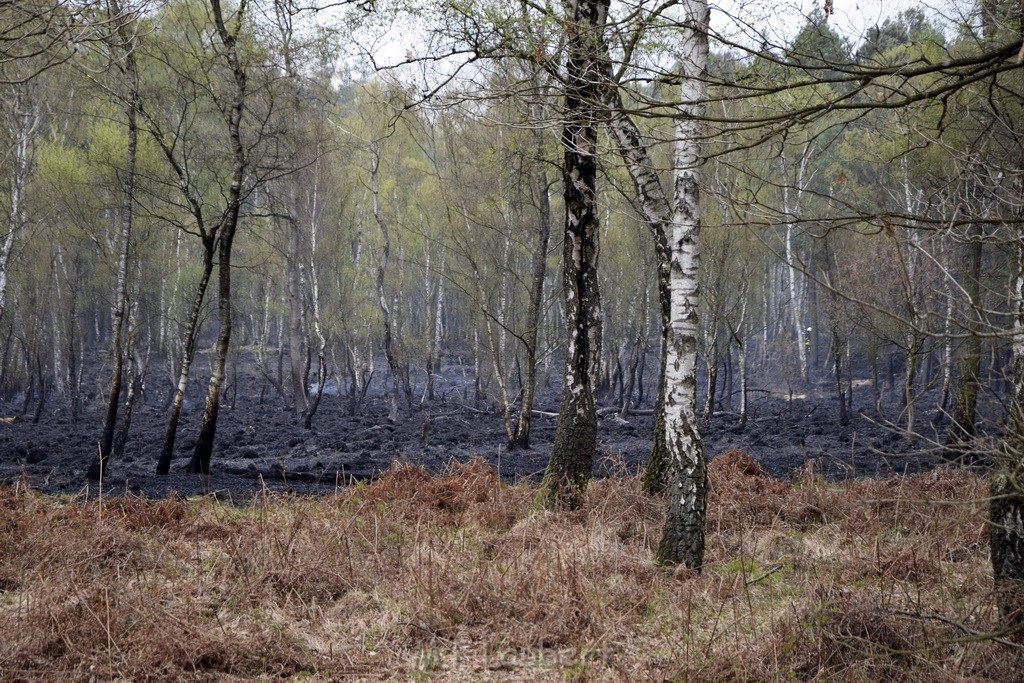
[0,350,997,500]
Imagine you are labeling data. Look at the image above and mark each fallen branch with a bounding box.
[598,406,656,417]
[746,564,785,585]
[455,403,490,415]
[892,610,1024,649]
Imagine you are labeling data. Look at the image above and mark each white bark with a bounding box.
[369,141,401,422]
[657,0,709,569]
[781,144,813,383]
[991,230,1024,624]
[0,85,38,321]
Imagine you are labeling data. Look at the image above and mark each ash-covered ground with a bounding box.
[0,350,991,500]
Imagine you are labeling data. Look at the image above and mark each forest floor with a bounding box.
[0,350,983,499]
[0,354,1016,679]
[1,455,1021,681]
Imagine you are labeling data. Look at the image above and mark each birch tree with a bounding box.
[602,49,673,495]
[89,0,140,481]
[994,230,1024,627]
[186,0,251,475]
[0,81,40,324]
[369,139,408,423]
[539,0,607,510]
[148,0,235,475]
[655,0,709,569]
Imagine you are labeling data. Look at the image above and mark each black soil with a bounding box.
[0,351,993,500]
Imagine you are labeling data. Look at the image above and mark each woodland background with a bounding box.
[0,1,1019,482]
[2,1,1024,679]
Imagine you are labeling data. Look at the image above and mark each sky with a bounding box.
[340,0,972,89]
[711,0,969,49]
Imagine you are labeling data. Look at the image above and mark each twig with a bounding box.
[863,498,981,506]
[746,564,785,585]
[455,403,490,415]
[892,610,1024,649]
[356,424,390,435]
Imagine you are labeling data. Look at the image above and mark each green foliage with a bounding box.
[857,8,946,64]
[786,8,852,75]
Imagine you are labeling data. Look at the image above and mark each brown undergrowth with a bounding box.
[0,453,1019,681]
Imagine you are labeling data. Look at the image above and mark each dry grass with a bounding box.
[0,453,1020,681]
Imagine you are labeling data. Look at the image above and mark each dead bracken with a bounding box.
[0,455,1019,681]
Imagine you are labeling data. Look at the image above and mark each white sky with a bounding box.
[711,0,969,49]
[340,0,973,89]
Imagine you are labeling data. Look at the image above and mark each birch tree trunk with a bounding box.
[156,238,215,475]
[737,332,748,429]
[947,226,984,447]
[187,0,248,475]
[286,214,308,415]
[540,0,608,510]
[728,295,748,430]
[619,263,650,420]
[781,144,813,384]
[831,330,848,426]
[785,212,807,382]
[602,58,672,494]
[701,340,718,421]
[469,248,514,441]
[656,0,709,569]
[272,1,310,417]
[91,0,138,481]
[903,333,919,438]
[992,233,1024,627]
[145,109,220,474]
[113,288,145,460]
[303,159,328,430]
[935,236,954,422]
[423,249,444,405]
[370,141,402,423]
[509,127,552,449]
[0,83,37,325]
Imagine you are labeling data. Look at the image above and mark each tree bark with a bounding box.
[934,244,954,424]
[303,161,329,430]
[286,214,308,415]
[91,0,138,481]
[656,0,710,570]
[0,83,38,324]
[187,0,248,475]
[272,0,309,417]
[510,134,552,449]
[727,297,749,431]
[619,266,649,420]
[783,157,809,384]
[701,344,718,421]
[602,57,672,494]
[993,234,1024,629]
[369,141,403,423]
[113,347,143,460]
[189,234,237,474]
[947,229,984,447]
[424,259,444,405]
[903,336,919,439]
[832,335,848,426]
[156,242,214,475]
[539,0,608,510]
